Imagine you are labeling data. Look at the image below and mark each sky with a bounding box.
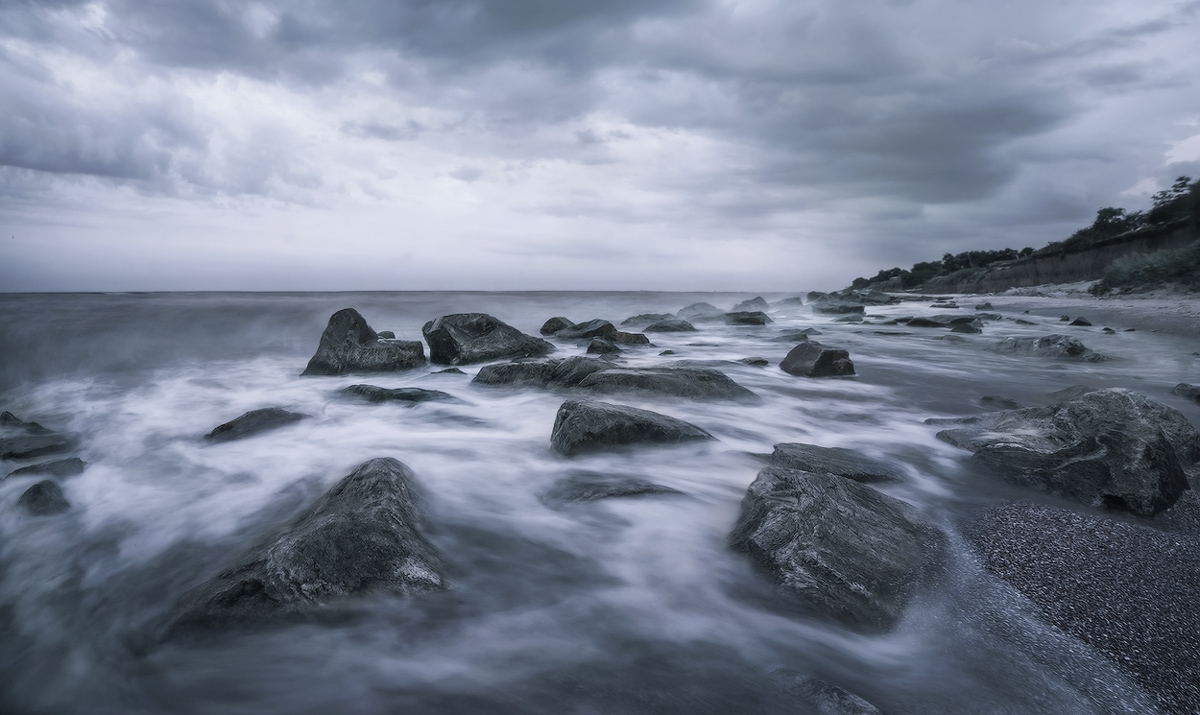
[2,0,1199,292]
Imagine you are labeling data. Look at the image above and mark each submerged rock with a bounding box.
[5,457,87,480]
[770,443,904,483]
[540,317,575,335]
[302,308,426,376]
[341,385,457,405]
[1174,383,1200,404]
[423,313,554,365]
[577,367,757,400]
[540,472,685,507]
[779,341,855,377]
[935,388,1199,516]
[0,411,77,460]
[724,311,772,325]
[989,334,1109,361]
[644,318,696,333]
[730,467,929,631]
[205,408,308,443]
[171,458,448,631]
[550,400,714,456]
[17,480,70,516]
[950,322,982,334]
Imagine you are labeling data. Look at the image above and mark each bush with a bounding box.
[1091,240,1200,294]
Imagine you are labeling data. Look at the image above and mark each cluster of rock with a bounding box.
[988,334,1110,361]
[2,410,84,516]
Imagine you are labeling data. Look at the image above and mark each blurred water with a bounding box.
[1,291,1196,714]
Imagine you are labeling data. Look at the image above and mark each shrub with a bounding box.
[1090,240,1200,294]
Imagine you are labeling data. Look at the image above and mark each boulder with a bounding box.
[204,408,308,443]
[724,311,772,325]
[810,299,865,315]
[731,296,769,312]
[0,411,77,460]
[540,472,684,507]
[607,330,650,345]
[577,367,757,400]
[676,302,725,321]
[950,322,981,334]
[989,334,1110,362]
[739,357,769,366]
[586,339,620,355]
[555,319,617,341]
[17,480,70,516]
[473,357,610,390]
[780,341,855,377]
[1173,383,1200,404]
[770,443,904,483]
[934,388,1199,516]
[730,467,929,631]
[5,457,86,480]
[550,400,714,456]
[540,317,575,335]
[620,313,674,327]
[422,313,554,365]
[1070,317,1092,327]
[341,385,458,404]
[301,309,425,376]
[644,318,696,333]
[171,458,448,631]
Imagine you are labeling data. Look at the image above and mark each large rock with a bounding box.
[171,458,448,631]
[644,318,696,333]
[472,357,610,390]
[302,309,426,376]
[724,311,772,325]
[676,302,725,321]
[0,411,77,460]
[550,400,714,456]
[935,388,1199,516]
[6,457,87,480]
[341,385,458,404]
[620,313,674,327]
[731,296,769,312]
[988,334,1109,362]
[554,319,618,341]
[540,317,575,335]
[730,467,929,631]
[771,443,904,483]
[577,367,757,401]
[423,314,554,365]
[779,341,855,377]
[608,330,650,345]
[204,408,308,443]
[17,480,70,515]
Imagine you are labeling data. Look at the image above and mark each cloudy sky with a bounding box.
[2,0,1198,292]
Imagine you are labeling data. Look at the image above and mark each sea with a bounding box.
[1,291,1197,715]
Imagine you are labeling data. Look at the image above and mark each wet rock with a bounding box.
[5,457,86,480]
[934,388,1199,516]
[730,467,929,631]
[433,367,465,375]
[1013,318,1037,325]
[773,296,806,307]
[724,311,772,325]
[586,339,620,355]
[935,334,966,342]
[578,367,757,400]
[171,458,448,631]
[342,385,457,405]
[731,296,769,312]
[1173,383,1200,404]
[1070,317,1092,327]
[17,480,70,516]
[550,400,714,456]
[772,328,820,342]
[676,302,725,321]
[0,411,77,460]
[540,472,684,507]
[980,395,1023,411]
[1102,327,1116,334]
[770,443,904,483]
[555,319,617,341]
[302,308,426,376]
[931,301,958,309]
[644,318,696,332]
[658,350,675,356]
[608,330,649,345]
[975,302,994,311]
[967,501,1200,715]
[204,408,308,443]
[835,314,863,323]
[841,289,900,306]
[739,357,769,366]
[620,313,673,327]
[376,331,395,339]
[771,671,883,715]
[810,299,866,315]
[1060,315,1071,322]
[472,357,609,390]
[540,317,575,335]
[989,334,1110,361]
[423,313,554,366]
[780,341,855,377]
[950,322,981,334]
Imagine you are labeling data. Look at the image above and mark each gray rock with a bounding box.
[18,480,70,515]
[835,314,864,323]
[540,317,575,335]
[1060,315,1071,322]
[989,334,1110,362]
[810,299,866,315]
[644,318,696,333]
[204,408,308,443]
[772,328,820,342]
[472,357,610,390]
[433,367,465,375]
[578,367,757,401]
[841,289,900,306]
[1173,383,1200,404]
[724,311,772,325]
[950,322,981,334]
[676,302,725,321]
[555,319,617,340]
[302,309,425,376]
[772,671,883,715]
[907,314,980,329]
[377,331,395,339]
[608,330,649,345]
[620,313,673,327]
[731,296,769,312]
[770,443,904,483]
[341,385,457,404]
[1070,317,1092,326]
[772,296,806,307]
[0,411,77,460]
[423,313,554,366]
[739,357,769,366]
[935,388,1199,516]
[550,400,714,456]
[586,338,620,355]
[730,467,929,631]
[779,341,855,377]
[171,458,448,631]
[975,302,994,310]
[6,457,86,480]
[540,472,684,507]
[979,395,1023,411]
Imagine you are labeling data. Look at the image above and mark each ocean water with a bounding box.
[0,291,1197,715]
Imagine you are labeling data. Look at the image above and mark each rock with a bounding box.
[578,367,757,401]
[540,317,575,335]
[1102,327,1116,334]
[773,296,806,307]
[905,317,943,328]
[1013,318,1037,325]
[341,385,457,404]
[934,334,966,342]
[724,311,772,325]
[934,388,1199,516]
[5,457,86,480]
[841,289,900,306]
[731,296,769,312]
[17,480,70,516]
[171,458,448,631]
[540,472,685,507]
[930,302,958,309]
[980,395,1023,410]
[772,671,883,715]
[676,302,725,321]
[975,302,994,310]
[1175,383,1200,403]
[779,341,855,377]
[659,350,675,355]
[620,313,673,327]
[301,309,425,376]
[608,330,649,345]
[739,357,769,366]
[810,299,866,315]
[204,408,308,443]
[472,357,610,390]
[377,331,395,339]
[835,314,863,323]
[967,501,1200,715]
[950,322,981,334]
[770,443,904,483]
[550,400,714,456]
[586,339,620,355]
[644,318,696,333]
[1070,317,1092,327]
[988,334,1110,361]
[772,328,820,342]
[433,367,465,375]
[730,467,929,631]
[555,319,617,340]
[1060,315,1071,322]
[423,313,554,366]
[0,411,77,460]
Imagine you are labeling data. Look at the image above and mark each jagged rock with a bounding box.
[422,313,554,365]
[540,472,684,507]
[620,313,674,327]
[579,367,757,400]
[550,400,714,456]
[0,411,77,460]
[555,319,617,340]
[1070,317,1092,327]
[5,457,86,480]
[731,296,769,312]
[342,385,457,404]
[772,328,820,342]
[1175,383,1200,403]
[540,317,575,335]
[204,408,307,443]
[302,309,426,376]
[780,341,855,377]
[644,318,696,333]
[730,467,929,631]
[739,357,769,366]
[724,311,772,325]
[586,339,620,355]
[934,388,1199,516]
[975,302,994,311]
[770,443,903,483]
[17,480,70,515]
[810,299,866,315]
[608,330,649,345]
[989,334,1109,361]
[171,458,448,631]
[676,302,725,321]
